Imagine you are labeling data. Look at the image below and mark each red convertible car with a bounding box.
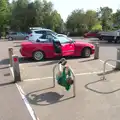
[20,34,95,61]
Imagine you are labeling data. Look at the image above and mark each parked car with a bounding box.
[99,30,120,43]
[7,32,28,41]
[20,34,95,61]
[84,31,100,38]
[26,28,67,41]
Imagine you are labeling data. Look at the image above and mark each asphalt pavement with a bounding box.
[1,38,120,120]
[0,41,32,120]
[12,38,120,120]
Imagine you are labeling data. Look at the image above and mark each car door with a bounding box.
[10,32,17,40]
[16,32,22,40]
[61,42,75,56]
[19,32,25,40]
[59,37,75,56]
[36,34,55,58]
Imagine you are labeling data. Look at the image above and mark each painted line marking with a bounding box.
[24,70,111,82]
[9,66,39,120]
[16,83,39,120]
[99,59,115,68]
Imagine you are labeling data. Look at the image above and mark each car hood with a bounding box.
[74,41,95,48]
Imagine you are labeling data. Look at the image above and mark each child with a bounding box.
[56,65,74,87]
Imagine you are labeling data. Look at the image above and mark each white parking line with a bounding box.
[24,70,108,82]
[9,67,39,120]
[99,59,115,68]
[16,84,39,120]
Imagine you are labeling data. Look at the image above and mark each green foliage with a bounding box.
[98,7,113,31]
[91,23,102,31]
[0,0,10,31]
[1,1,120,36]
[66,9,99,35]
[3,0,64,33]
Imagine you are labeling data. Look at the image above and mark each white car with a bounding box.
[26,28,68,41]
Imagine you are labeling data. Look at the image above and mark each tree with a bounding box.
[112,9,120,29]
[10,0,29,31]
[85,10,98,30]
[66,9,86,33]
[98,7,113,31]
[50,10,64,32]
[0,0,10,32]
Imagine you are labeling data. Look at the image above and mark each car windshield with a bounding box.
[57,37,73,44]
[49,34,73,44]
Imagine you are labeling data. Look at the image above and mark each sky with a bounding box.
[9,0,120,22]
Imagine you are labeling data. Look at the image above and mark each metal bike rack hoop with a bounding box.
[102,59,120,80]
[52,58,76,97]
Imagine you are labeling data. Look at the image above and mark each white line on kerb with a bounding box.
[9,67,39,120]
[16,83,39,120]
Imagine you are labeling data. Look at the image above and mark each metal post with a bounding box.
[116,48,120,70]
[53,64,57,88]
[94,43,99,59]
[12,55,21,82]
[8,47,13,66]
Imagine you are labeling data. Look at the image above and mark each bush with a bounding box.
[91,24,102,31]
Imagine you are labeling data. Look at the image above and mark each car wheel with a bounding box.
[33,51,45,61]
[115,38,120,43]
[108,40,112,43]
[8,37,13,41]
[81,47,91,58]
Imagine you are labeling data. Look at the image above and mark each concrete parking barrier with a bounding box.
[94,43,99,59]
[8,47,13,67]
[12,55,21,82]
[116,48,120,70]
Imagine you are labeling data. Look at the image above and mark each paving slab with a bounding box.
[19,57,113,80]
[18,71,120,120]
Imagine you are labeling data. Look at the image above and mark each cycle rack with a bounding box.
[53,58,76,97]
[102,59,120,80]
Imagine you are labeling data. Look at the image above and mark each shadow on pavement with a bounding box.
[18,56,82,65]
[26,87,74,106]
[97,68,120,76]
[0,81,14,87]
[79,58,96,63]
[85,79,120,94]
[0,66,9,70]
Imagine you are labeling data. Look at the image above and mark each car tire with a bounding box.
[115,37,120,43]
[8,37,13,41]
[108,40,112,43]
[81,47,91,58]
[33,51,45,61]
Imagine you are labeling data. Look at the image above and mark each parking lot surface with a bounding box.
[18,71,120,120]
[8,38,120,120]
[19,57,112,81]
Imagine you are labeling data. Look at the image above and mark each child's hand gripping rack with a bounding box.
[53,58,76,97]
